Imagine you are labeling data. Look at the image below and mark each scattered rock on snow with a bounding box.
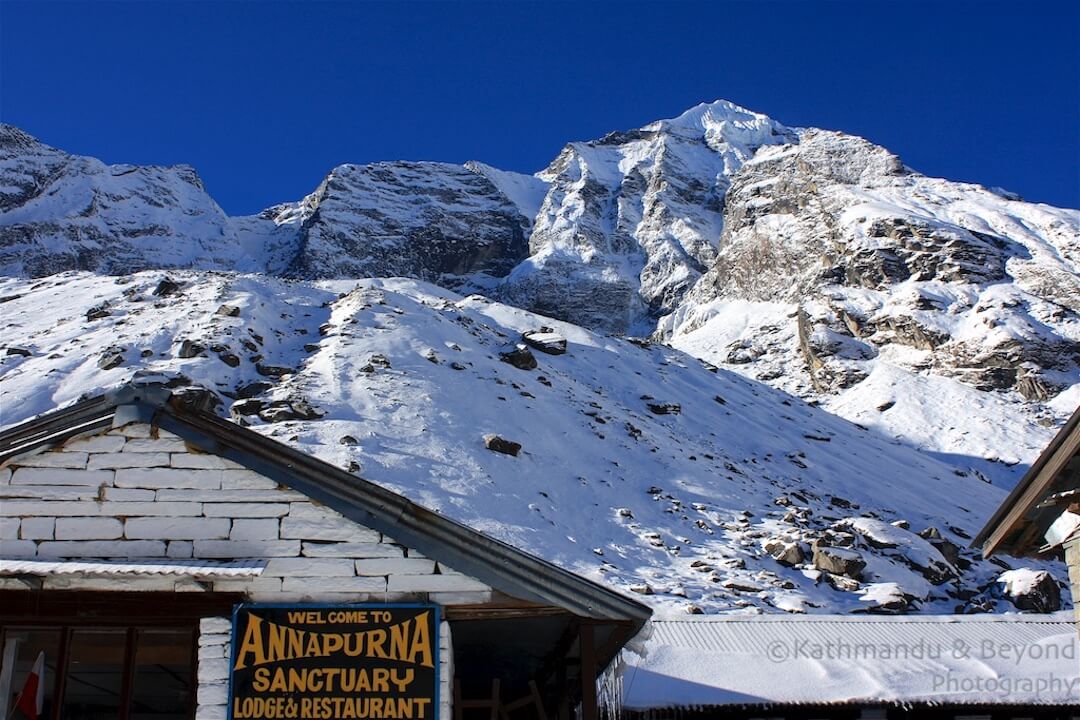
[230,399,264,419]
[647,402,681,415]
[177,340,205,359]
[234,381,272,399]
[765,539,806,567]
[256,363,293,378]
[258,399,324,423]
[813,545,866,578]
[86,304,111,320]
[152,277,182,297]
[499,344,537,370]
[215,304,241,317]
[996,569,1061,613]
[483,434,522,456]
[98,348,125,370]
[522,329,567,355]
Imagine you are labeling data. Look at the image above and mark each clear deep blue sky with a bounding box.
[1,1,1077,214]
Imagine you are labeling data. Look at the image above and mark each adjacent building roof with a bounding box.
[0,383,651,634]
[973,405,1080,558]
[618,613,1080,710]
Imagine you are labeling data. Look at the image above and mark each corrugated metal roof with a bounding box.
[620,613,1080,708]
[0,558,266,578]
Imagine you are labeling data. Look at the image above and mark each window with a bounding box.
[1,626,195,720]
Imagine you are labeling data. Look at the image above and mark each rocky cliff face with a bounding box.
[0,126,538,288]
[658,129,1079,484]
[280,161,535,287]
[665,129,1078,399]
[500,101,796,334]
[0,124,265,276]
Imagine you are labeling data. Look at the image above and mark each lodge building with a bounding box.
[0,384,650,720]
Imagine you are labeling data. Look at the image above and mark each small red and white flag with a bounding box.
[11,651,44,720]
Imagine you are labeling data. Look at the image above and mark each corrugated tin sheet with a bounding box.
[0,558,266,578]
[621,614,1080,708]
[645,613,1076,653]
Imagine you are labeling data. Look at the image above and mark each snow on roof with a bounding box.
[620,613,1080,708]
[0,558,266,578]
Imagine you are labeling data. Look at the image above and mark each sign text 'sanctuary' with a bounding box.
[229,604,438,720]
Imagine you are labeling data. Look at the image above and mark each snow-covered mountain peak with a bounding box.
[647,98,794,153]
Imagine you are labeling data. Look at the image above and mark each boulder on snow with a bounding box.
[764,539,805,567]
[256,363,293,378]
[234,381,272,399]
[215,304,241,317]
[258,399,323,423]
[152,277,182,297]
[499,344,537,370]
[98,348,125,370]
[177,339,205,359]
[813,545,865,579]
[996,569,1061,613]
[483,434,521,456]
[86,304,111,320]
[647,402,681,415]
[522,329,567,355]
[230,399,264,419]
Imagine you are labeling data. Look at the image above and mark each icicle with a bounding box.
[597,650,625,720]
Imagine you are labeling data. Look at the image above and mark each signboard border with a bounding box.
[226,602,442,720]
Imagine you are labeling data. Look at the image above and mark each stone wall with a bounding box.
[0,422,490,602]
[1065,538,1080,633]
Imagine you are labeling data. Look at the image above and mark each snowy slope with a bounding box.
[0,271,1064,615]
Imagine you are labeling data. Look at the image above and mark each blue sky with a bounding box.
[1,1,1076,214]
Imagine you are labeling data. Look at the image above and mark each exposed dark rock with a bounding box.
[230,399,265,418]
[996,570,1061,613]
[86,304,111,321]
[647,402,681,415]
[258,399,324,423]
[235,381,272,399]
[153,278,182,297]
[5,346,31,357]
[499,344,537,370]
[177,340,205,359]
[522,329,567,355]
[483,434,521,456]
[255,363,293,378]
[215,304,240,317]
[765,539,805,567]
[97,349,125,370]
[813,545,865,579]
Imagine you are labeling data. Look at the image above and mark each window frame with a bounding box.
[1,623,198,720]
[0,590,241,720]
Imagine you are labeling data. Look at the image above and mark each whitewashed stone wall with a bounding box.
[0,422,491,602]
[1,421,487,718]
